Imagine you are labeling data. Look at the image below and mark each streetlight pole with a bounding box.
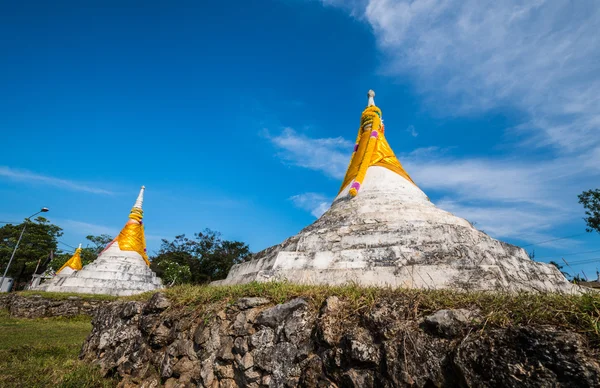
[0,208,49,291]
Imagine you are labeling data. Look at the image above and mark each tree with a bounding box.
[158,260,192,286]
[85,234,114,255]
[578,189,600,233]
[150,229,252,284]
[0,217,63,289]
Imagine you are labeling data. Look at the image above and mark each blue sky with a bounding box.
[1,0,599,279]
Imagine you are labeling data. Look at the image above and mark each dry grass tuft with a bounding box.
[161,282,600,344]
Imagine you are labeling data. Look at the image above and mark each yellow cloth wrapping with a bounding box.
[339,106,416,195]
[57,248,83,274]
[114,207,150,266]
[349,132,378,197]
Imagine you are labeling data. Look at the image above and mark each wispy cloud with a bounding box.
[406,125,418,137]
[434,199,578,249]
[323,0,600,158]
[289,192,332,217]
[59,219,119,237]
[0,166,114,195]
[264,128,352,179]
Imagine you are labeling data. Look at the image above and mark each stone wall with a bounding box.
[81,293,600,387]
[0,293,112,319]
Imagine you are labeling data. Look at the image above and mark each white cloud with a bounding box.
[331,0,600,157]
[59,219,119,237]
[289,192,332,217]
[401,148,588,209]
[0,166,114,195]
[434,199,565,245]
[406,125,418,137]
[265,128,353,179]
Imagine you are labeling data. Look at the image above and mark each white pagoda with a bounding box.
[216,91,578,293]
[36,186,163,296]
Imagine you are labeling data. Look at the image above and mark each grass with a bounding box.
[16,290,119,301]
[159,281,600,346]
[0,310,118,388]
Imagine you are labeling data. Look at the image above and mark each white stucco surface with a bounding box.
[215,166,579,293]
[35,241,163,296]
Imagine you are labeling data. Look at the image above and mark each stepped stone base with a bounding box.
[35,242,163,296]
[215,167,578,293]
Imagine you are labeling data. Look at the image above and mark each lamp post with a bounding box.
[0,208,49,291]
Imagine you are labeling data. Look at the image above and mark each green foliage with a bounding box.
[150,229,252,284]
[579,188,600,233]
[158,260,192,285]
[0,311,117,387]
[85,234,113,254]
[0,217,63,288]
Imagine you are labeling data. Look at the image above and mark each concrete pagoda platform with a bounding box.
[216,91,578,293]
[41,242,162,296]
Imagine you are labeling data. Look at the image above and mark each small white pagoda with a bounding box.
[36,186,163,296]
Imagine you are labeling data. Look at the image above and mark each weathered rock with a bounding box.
[150,323,174,347]
[80,296,600,388]
[236,297,270,310]
[236,352,254,370]
[255,298,308,328]
[344,327,380,365]
[0,293,111,318]
[342,369,375,388]
[219,379,237,388]
[217,336,235,361]
[214,363,234,379]
[455,326,600,387]
[172,357,199,378]
[233,336,248,355]
[121,301,143,319]
[144,293,171,313]
[423,308,480,338]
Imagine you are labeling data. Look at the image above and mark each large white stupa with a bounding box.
[216,91,578,293]
[36,186,163,296]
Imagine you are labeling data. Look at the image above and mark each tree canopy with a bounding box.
[150,229,251,284]
[579,189,600,234]
[0,217,63,288]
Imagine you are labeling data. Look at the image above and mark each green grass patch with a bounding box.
[162,282,600,345]
[0,310,118,387]
[17,290,119,301]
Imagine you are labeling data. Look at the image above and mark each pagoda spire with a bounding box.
[56,243,83,274]
[367,89,375,107]
[339,90,417,197]
[113,186,149,265]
